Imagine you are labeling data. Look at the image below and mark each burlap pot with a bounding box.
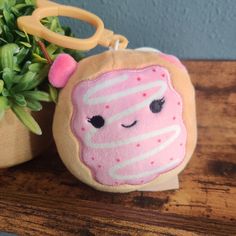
[0,104,54,168]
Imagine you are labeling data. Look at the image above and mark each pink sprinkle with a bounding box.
[136,143,140,147]
[98,165,101,168]
[151,161,154,165]
[173,116,176,120]
[158,139,161,143]
[137,77,141,81]
[142,93,147,97]
[105,105,110,109]
[161,73,165,77]
[152,68,156,72]
[116,159,120,162]
[170,157,173,161]
[81,127,85,131]
[141,180,144,184]
[91,157,95,161]
[180,143,183,146]
[177,102,181,106]
[115,181,118,185]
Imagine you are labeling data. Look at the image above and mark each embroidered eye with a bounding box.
[87,115,105,128]
[149,97,165,113]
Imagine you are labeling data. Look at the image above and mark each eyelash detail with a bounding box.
[87,115,105,128]
[149,97,165,113]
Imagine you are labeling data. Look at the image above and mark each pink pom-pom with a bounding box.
[49,53,77,88]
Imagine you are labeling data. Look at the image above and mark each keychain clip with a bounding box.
[17,0,128,51]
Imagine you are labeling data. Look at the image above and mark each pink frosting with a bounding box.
[71,65,187,186]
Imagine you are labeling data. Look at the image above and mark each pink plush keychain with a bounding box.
[18,0,197,192]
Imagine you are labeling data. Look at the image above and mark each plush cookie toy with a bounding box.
[17,0,197,192]
[49,49,197,192]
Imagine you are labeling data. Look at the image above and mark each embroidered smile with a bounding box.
[121,120,138,128]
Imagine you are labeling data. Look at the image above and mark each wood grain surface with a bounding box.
[0,61,236,236]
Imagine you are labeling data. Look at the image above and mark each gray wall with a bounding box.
[56,0,236,59]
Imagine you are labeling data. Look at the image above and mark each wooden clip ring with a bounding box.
[17,0,128,51]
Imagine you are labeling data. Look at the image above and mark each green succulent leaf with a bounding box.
[3,9,14,27]
[25,0,34,5]
[28,63,44,72]
[20,41,31,48]
[0,95,8,120]
[0,108,5,120]
[2,68,15,89]
[7,0,16,7]
[11,71,37,92]
[0,1,4,9]
[2,88,9,97]
[13,94,27,106]
[0,0,83,133]
[48,84,58,103]
[0,80,4,93]
[26,99,42,111]
[50,18,58,32]
[17,47,29,64]
[11,7,20,16]
[0,95,9,109]
[21,60,31,74]
[46,44,58,57]
[11,104,42,135]
[14,30,26,38]
[24,64,49,90]
[0,43,19,70]
[32,53,48,63]
[0,37,8,44]
[22,90,51,102]
[15,3,34,11]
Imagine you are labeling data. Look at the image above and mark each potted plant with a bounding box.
[0,0,83,168]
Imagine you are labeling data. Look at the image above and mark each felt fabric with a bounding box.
[52,50,197,192]
[48,53,77,88]
[159,53,186,70]
[0,104,54,168]
[72,65,186,186]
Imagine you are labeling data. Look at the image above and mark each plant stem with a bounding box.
[37,40,53,65]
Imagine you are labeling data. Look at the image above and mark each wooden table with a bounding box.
[0,61,236,236]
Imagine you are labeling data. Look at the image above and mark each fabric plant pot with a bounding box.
[0,104,54,168]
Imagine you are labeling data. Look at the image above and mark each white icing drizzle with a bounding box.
[109,125,180,180]
[82,73,182,180]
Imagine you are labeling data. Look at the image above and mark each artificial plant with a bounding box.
[0,0,82,135]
